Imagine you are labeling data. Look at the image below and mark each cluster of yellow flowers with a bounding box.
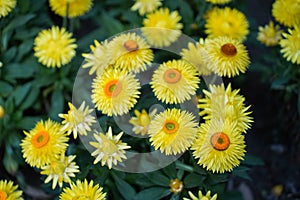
[257,0,300,64]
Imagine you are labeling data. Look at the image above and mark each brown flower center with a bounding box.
[210,132,230,151]
[124,40,139,51]
[169,178,183,194]
[32,130,49,148]
[221,43,237,56]
[104,79,122,97]
[163,120,179,134]
[163,69,181,83]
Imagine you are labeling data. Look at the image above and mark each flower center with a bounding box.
[32,130,50,148]
[163,69,181,83]
[124,40,139,51]
[210,132,230,151]
[72,195,89,200]
[0,190,6,200]
[101,135,119,155]
[139,110,151,127]
[163,120,179,134]
[104,79,122,97]
[169,178,183,194]
[221,43,237,57]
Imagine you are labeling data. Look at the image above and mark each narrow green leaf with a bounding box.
[112,173,136,200]
[232,166,251,180]
[16,116,40,130]
[19,86,40,110]
[134,187,171,200]
[12,82,32,107]
[49,90,64,120]
[145,171,170,187]
[0,81,13,97]
[242,154,264,166]
[183,173,206,188]
[3,14,35,34]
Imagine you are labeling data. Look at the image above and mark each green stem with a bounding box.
[175,161,194,173]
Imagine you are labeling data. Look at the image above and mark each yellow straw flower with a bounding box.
[59,101,96,139]
[199,83,253,133]
[257,21,283,47]
[272,0,300,27]
[34,26,77,68]
[82,40,111,75]
[205,7,249,41]
[129,108,157,136]
[89,127,131,169]
[183,190,218,200]
[20,119,69,168]
[0,180,23,200]
[204,36,250,78]
[0,105,5,118]
[41,154,80,189]
[151,59,200,104]
[108,33,154,73]
[0,0,16,18]
[59,179,106,200]
[280,26,300,65]
[131,0,162,16]
[142,8,183,47]
[169,178,183,194]
[49,0,93,18]
[91,67,141,116]
[191,119,246,173]
[180,39,212,76]
[206,0,231,4]
[148,108,198,155]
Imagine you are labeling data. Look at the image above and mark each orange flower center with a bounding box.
[124,40,139,51]
[163,69,181,83]
[104,79,122,97]
[169,178,183,194]
[0,190,6,200]
[221,43,237,57]
[32,130,50,148]
[163,120,179,134]
[210,132,230,151]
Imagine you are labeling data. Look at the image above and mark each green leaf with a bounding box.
[163,163,177,179]
[112,173,136,200]
[145,171,170,187]
[3,14,35,35]
[6,62,37,79]
[3,146,19,174]
[16,39,34,61]
[49,90,64,121]
[19,86,40,110]
[242,154,264,166]
[16,116,40,130]
[99,11,124,36]
[232,166,251,180]
[0,81,13,97]
[12,82,32,107]
[134,187,171,200]
[178,0,194,23]
[183,173,206,188]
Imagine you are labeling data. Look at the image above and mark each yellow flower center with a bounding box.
[163,69,181,83]
[163,120,179,134]
[210,132,230,151]
[104,79,122,97]
[139,110,151,127]
[32,130,50,148]
[102,137,119,155]
[169,178,183,194]
[0,190,7,200]
[124,40,139,52]
[221,43,237,57]
[50,160,65,174]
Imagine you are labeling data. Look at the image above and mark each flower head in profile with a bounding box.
[142,8,183,47]
[151,59,200,104]
[49,0,93,18]
[82,40,111,75]
[59,179,106,200]
[148,108,198,155]
[108,33,154,73]
[257,21,283,47]
[204,36,250,78]
[180,39,212,76]
[129,108,157,136]
[34,26,77,68]
[280,26,300,64]
[205,7,249,41]
[89,127,131,169]
[59,101,96,139]
[183,190,218,200]
[206,0,231,4]
[91,68,141,116]
[0,0,16,18]
[131,0,162,15]
[0,180,23,200]
[20,119,69,168]
[199,83,253,133]
[272,0,300,27]
[191,119,246,173]
[41,154,80,189]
